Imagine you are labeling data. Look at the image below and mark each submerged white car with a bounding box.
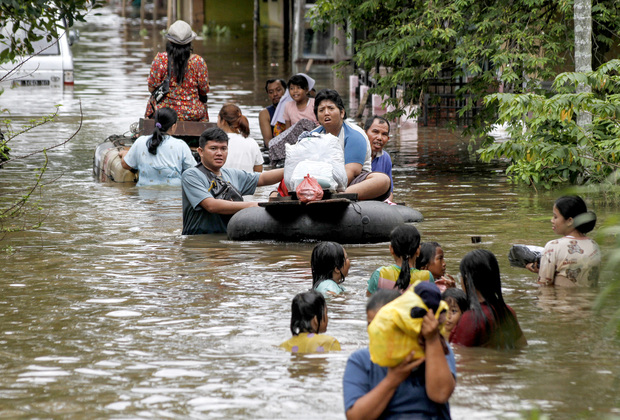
[0,21,78,88]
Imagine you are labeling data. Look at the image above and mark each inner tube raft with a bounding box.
[227,200,423,244]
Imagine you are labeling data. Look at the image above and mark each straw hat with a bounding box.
[165,20,197,45]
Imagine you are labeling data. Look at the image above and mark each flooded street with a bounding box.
[1,5,619,419]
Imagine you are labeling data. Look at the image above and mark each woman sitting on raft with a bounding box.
[119,107,196,186]
[145,20,209,121]
[527,195,601,287]
[450,249,527,348]
[311,242,350,296]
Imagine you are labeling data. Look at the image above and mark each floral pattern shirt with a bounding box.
[146,53,210,121]
[538,236,601,286]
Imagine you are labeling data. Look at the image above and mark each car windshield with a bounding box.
[0,21,61,56]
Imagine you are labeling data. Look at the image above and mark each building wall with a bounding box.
[259,0,284,28]
[205,0,254,26]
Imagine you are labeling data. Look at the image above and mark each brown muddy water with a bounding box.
[1,5,619,419]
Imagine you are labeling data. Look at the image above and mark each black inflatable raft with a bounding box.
[227,195,423,244]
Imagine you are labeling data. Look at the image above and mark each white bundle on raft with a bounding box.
[283,132,348,192]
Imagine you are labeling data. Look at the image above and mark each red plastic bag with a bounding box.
[296,174,324,203]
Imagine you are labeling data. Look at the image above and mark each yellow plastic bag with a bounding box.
[368,281,449,367]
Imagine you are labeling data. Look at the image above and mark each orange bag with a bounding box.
[296,174,324,203]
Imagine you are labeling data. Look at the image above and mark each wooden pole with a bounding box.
[167,0,173,27]
[140,0,146,31]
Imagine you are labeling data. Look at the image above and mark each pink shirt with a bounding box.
[283,97,318,125]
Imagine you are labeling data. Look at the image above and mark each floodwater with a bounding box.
[1,5,619,419]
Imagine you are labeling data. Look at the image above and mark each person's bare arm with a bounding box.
[257,168,284,187]
[118,148,133,170]
[346,352,424,420]
[258,108,274,146]
[422,309,456,404]
[253,164,264,173]
[285,120,291,131]
[345,162,363,185]
[199,197,258,215]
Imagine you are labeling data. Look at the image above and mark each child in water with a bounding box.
[416,242,456,292]
[367,225,433,296]
[312,241,350,296]
[279,290,341,353]
[441,288,468,339]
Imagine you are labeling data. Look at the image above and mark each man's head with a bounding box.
[265,78,286,106]
[364,116,390,156]
[314,89,346,136]
[198,127,229,171]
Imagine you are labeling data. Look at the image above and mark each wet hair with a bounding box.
[287,74,309,90]
[460,249,523,349]
[311,241,347,290]
[555,195,596,234]
[147,107,177,155]
[290,290,326,335]
[416,241,441,270]
[366,289,400,313]
[364,115,390,132]
[265,78,286,92]
[314,89,346,119]
[199,127,229,148]
[390,225,421,291]
[218,103,250,138]
[441,288,468,313]
[166,41,192,85]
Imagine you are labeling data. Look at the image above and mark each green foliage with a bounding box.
[594,214,620,336]
[311,0,620,133]
[0,0,99,64]
[479,60,620,188]
[201,23,231,38]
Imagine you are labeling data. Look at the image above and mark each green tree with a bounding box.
[478,60,620,188]
[313,0,614,123]
[0,0,99,63]
[1,1,95,247]
[312,0,618,131]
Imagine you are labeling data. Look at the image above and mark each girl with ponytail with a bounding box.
[217,103,264,173]
[367,225,434,296]
[119,107,196,186]
[527,195,601,286]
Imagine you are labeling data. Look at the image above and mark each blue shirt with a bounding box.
[314,279,346,296]
[181,167,260,234]
[123,135,196,186]
[343,347,456,419]
[372,150,393,193]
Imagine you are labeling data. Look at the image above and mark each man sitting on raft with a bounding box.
[181,127,284,235]
[310,89,391,201]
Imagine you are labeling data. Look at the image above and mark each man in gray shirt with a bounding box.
[182,127,284,234]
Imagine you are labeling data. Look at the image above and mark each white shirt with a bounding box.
[123,134,196,186]
[222,132,264,172]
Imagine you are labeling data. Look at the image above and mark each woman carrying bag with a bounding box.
[145,20,209,121]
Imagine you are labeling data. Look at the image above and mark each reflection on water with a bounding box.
[1,5,619,419]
